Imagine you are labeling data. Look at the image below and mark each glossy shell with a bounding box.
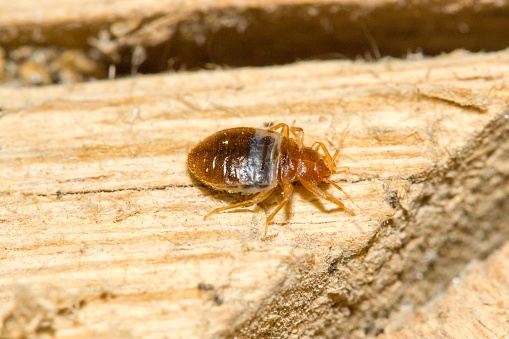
[188,127,283,194]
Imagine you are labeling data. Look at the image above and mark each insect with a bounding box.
[188,123,355,235]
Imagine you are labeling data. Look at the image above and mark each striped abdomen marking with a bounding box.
[188,127,282,194]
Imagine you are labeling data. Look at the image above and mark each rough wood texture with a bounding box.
[1,48,508,337]
[380,241,509,339]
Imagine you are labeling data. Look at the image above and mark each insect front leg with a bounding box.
[299,178,355,216]
[311,142,338,169]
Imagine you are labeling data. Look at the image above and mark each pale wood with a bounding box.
[0,0,396,26]
[1,49,508,337]
[381,240,509,339]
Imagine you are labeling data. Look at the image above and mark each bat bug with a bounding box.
[188,123,355,235]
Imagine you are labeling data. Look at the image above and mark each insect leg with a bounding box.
[335,166,349,173]
[268,123,290,138]
[268,123,304,146]
[311,142,334,159]
[204,188,276,220]
[289,126,304,147]
[324,178,362,212]
[263,183,294,235]
[299,179,355,216]
[311,141,348,172]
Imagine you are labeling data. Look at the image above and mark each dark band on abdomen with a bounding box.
[237,129,282,193]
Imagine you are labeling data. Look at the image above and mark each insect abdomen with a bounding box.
[188,127,282,194]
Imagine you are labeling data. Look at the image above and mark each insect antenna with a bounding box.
[329,148,341,171]
[328,123,350,170]
[323,178,362,212]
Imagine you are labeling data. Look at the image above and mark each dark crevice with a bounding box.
[26,184,193,198]
[162,3,509,71]
[1,2,509,85]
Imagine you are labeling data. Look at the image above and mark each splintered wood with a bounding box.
[380,241,509,339]
[1,49,508,338]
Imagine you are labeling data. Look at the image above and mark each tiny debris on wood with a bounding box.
[197,283,223,306]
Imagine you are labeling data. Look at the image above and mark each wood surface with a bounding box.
[2,0,509,337]
[1,48,508,337]
[381,241,509,339]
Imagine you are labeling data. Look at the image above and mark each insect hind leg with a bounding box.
[289,127,304,147]
[268,123,290,138]
[268,123,304,147]
[204,188,275,221]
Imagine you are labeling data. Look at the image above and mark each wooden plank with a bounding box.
[381,240,509,338]
[1,49,508,337]
[0,0,383,26]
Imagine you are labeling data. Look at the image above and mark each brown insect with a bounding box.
[188,123,355,235]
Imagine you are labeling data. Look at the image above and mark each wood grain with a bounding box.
[1,48,509,337]
[380,241,509,339]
